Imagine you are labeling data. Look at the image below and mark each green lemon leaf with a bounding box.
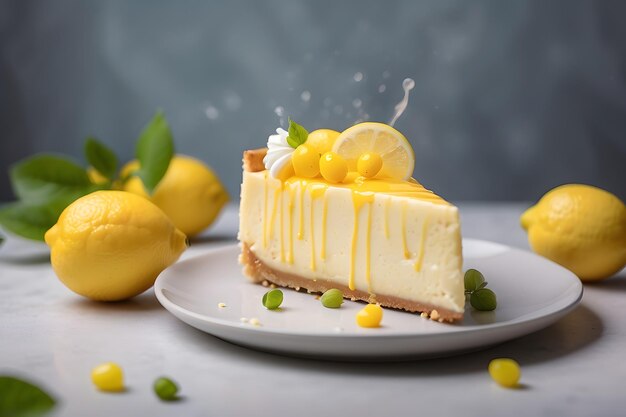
[84,137,118,180]
[135,111,174,194]
[286,118,308,149]
[464,269,485,292]
[10,154,92,204]
[470,288,497,311]
[0,375,56,417]
[0,191,95,241]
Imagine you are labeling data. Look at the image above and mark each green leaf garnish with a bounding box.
[84,137,118,181]
[470,288,497,311]
[464,269,497,311]
[9,155,92,204]
[0,375,56,417]
[286,118,309,149]
[464,268,485,292]
[134,111,174,195]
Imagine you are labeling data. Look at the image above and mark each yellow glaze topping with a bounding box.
[285,173,449,204]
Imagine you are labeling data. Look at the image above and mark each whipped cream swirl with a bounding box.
[264,128,294,178]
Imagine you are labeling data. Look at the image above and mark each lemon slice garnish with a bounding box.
[331,122,415,180]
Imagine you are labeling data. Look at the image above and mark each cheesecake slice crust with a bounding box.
[239,148,465,323]
[241,242,462,322]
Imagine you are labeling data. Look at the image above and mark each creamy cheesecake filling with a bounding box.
[239,170,465,314]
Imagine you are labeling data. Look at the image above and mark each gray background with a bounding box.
[1,0,625,203]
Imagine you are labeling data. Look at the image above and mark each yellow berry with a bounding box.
[91,362,124,392]
[319,152,348,183]
[292,144,320,178]
[356,304,383,328]
[357,152,383,178]
[488,358,521,388]
[306,129,340,154]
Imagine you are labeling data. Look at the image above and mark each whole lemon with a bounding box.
[521,184,626,281]
[122,155,229,237]
[306,129,340,155]
[45,190,187,301]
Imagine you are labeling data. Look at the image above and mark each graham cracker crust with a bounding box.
[239,242,463,323]
[243,148,267,172]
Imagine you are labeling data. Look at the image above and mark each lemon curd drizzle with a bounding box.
[309,183,328,271]
[401,201,410,259]
[365,199,373,291]
[279,183,285,262]
[264,174,448,289]
[350,192,374,291]
[287,184,296,264]
[298,180,306,240]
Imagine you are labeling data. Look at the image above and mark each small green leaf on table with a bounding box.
[0,375,56,417]
[84,137,118,181]
[135,111,174,194]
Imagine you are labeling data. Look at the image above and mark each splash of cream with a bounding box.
[389,78,415,127]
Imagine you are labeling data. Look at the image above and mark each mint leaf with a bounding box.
[84,137,118,181]
[0,376,56,417]
[0,188,97,241]
[10,155,92,204]
[286,118,308,149]
[135,112,174,194]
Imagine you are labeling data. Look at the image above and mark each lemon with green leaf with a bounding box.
[122,155,229,237]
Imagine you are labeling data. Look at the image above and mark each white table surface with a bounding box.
[1,203,624,417]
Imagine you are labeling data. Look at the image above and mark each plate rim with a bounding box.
[155,239,583,340]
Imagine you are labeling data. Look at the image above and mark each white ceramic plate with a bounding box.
[155,239,582,360]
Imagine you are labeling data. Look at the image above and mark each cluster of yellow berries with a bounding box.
[291,129,384,183]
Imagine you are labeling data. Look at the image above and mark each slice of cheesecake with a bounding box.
[238,145,465,322]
